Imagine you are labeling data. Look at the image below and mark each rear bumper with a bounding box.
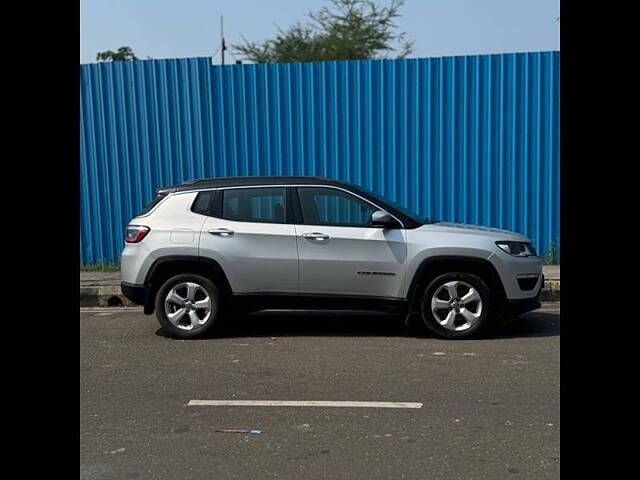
[121,282,146,306]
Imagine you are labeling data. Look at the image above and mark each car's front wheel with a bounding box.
[420,272,491,339]
[155,274,220,338]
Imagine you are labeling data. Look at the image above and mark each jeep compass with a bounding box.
[121,176,543,339]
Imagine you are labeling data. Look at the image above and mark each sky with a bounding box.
[80,0,559,64]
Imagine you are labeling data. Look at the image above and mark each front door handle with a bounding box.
[208,228,234,237]
[302,232,330,241]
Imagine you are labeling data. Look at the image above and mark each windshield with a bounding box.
[349,184,435,225]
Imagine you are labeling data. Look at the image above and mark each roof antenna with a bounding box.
[220,15,226,65]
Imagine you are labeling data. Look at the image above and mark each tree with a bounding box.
[96,46,138,62]
[233,0,413,64]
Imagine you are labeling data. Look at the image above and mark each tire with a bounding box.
[155,273,220,339]
[420,272,491,339]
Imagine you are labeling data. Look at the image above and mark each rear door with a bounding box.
[294,186,407,298]
[198,186,298,294]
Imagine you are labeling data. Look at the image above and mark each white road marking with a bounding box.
[187,400,422,409]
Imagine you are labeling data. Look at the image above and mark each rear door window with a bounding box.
[221,187,286,224]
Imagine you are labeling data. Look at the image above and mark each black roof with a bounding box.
[166,176,346,192]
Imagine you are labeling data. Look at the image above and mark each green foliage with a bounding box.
[233,0,413,64]
[543,240,559,265]
[96,46,138,62]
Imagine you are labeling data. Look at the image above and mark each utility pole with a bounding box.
[220,15,226,65]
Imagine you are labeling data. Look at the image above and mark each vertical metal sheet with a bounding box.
[80,51,560,264]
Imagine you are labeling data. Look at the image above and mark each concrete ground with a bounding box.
[80,305,560,480]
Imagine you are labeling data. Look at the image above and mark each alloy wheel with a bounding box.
[164,282,213,331]
[430,280,483,331]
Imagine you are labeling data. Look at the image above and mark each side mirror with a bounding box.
[371,210,400,228]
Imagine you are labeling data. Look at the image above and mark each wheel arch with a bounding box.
[405,256,506,315]
[143,256,233,314]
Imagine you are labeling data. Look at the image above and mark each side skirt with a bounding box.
[227,293,408,314]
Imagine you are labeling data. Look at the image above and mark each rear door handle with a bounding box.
[208,228,234,237]
[302,232,330,241]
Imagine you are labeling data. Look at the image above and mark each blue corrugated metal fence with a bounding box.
[80,51,560,264]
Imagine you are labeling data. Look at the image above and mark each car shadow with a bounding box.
[483,310,560,339]
[155,308,559,340]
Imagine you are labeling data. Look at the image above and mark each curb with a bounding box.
[539,280,560,302]
[79,286,136,307]
[79,282,560,307]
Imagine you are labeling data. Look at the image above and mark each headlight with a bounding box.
[495,241,537,257]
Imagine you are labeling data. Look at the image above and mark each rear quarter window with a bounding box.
[191,191,215,215]
[138,193,167,216]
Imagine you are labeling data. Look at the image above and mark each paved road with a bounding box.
[80,306,560,480]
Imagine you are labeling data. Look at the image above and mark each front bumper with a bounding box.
[489,250,544,300]
[495,274,544,315]
[496,296,541,315]
[121,282,146,306]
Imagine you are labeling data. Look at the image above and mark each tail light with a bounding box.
[125,225,150,243]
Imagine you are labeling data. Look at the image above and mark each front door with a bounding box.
[294,186,407,298]
[198,187,298,294]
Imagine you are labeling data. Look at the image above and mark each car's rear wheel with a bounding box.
[155,274,220,338]
[420,272,491,339]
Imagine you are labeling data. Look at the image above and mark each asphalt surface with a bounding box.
[80,306,560,480]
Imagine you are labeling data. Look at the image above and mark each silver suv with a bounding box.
[121,176,543,339]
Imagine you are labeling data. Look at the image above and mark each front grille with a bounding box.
[517,276,539,291]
